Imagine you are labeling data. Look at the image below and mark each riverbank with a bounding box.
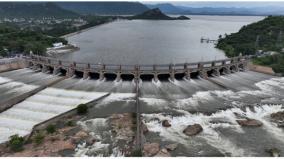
[248,63,276,76]
[61,19,120,39]
[46,44,80,56]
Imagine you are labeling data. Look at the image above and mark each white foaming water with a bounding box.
[143,104,284,156]
[76,118,124,157]
[238,104,284,142]
[0,88,108,144]
[255,77,284,96]
[169,78,183,87]
[75,142,110,157]
[77,118,108,140]
[139,97,168,106]
[212,90,242,99]
[114,79,122,86]
[176,91,215,108]
[0,76,12,84]
[152,78,161,87]
[96,93,135,107]
[0,80,38,94]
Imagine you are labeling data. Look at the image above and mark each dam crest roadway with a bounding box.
[26,55,249,82]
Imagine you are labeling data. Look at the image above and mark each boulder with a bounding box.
[236,118,263,127]
[271,111,284,127]
[183,124,203,136]
[162,120,171,127]
[155,148,171,157]
[143,143,160,157]
[271,111,284,121]
[165,143,178,151]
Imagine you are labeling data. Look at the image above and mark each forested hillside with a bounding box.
[56,2,149,15]
[217,16,284,57]
[216,16,284,74]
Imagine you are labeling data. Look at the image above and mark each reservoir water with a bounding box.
[1,15,284,157]
[57,15,264,65]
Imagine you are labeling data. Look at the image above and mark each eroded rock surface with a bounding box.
[155,148,171,157]
[183,124,203,136]
[143,143,160,157]
[165,143,178,151]
[271,111,284,127]
[236,118,263,127]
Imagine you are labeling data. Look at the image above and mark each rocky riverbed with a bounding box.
[0,112,137,157]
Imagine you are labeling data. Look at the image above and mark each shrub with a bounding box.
[33,132,45,145]
[66,120,75,127]
[46,124,56,134]
[9,134,25,152]
[130,149,142,157]
[77,104,88,115]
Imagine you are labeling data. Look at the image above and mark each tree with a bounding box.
[77,104,88,115]
[9,134,25,152]
[46,124,56,134]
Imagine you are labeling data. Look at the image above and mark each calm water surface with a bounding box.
[57,15,264,65]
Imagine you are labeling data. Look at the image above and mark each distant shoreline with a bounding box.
[60,20,118,39]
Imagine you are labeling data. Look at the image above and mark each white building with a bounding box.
[52,42,64,48]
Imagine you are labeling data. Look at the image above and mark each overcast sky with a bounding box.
[143,1,284,8]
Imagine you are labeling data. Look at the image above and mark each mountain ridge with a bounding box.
[145,3,284,15]
[56,2,149,15]
[0,2,79,18]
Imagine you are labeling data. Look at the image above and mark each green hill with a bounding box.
[56,2,149,15]
[0,2,79,18]
[216,16,284,75]
[131,8,190,20]
[216,16,284,57]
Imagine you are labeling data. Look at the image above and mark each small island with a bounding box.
[129,8,190,20]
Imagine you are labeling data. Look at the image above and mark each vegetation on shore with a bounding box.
[252,54,284,74]
[8,135,25,152]
[216,16,284,74]
[0,16,116,57]
[41,15,116,37]
[0,24,67,56]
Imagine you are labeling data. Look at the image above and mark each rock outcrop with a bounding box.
[131,8,190,20]
[143,143,160,157]
[271,111,284,127]
[176,15,190,20]
[155,148,171,157]
[165,143,178,151]
[236,118,263,127]
[183,124,203,136]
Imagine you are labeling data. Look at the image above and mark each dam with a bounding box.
[0,55,283,157]
[26,54,249,82]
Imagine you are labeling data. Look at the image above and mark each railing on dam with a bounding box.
[24,54,250,81]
